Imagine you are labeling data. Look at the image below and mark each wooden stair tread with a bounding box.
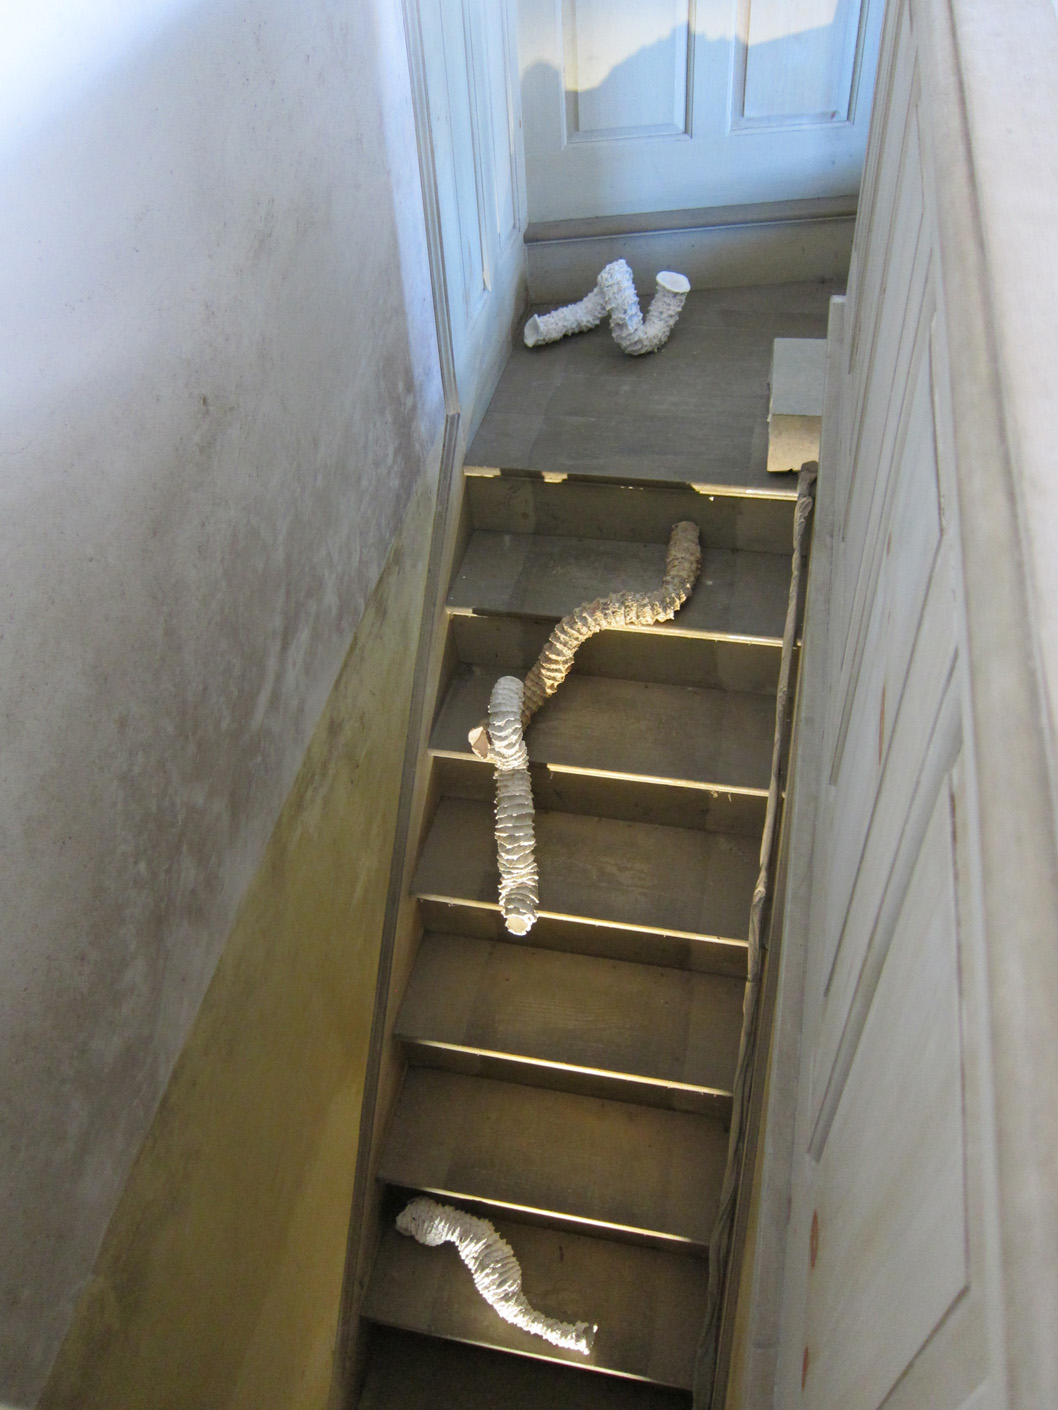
[380,1069,727,1248]
[363,1215,708,1388]
[395,934,743,1100]
[431,668,774,793]
[360,1326,692,1410]
[413,798,758,943]
[447,533,790,643]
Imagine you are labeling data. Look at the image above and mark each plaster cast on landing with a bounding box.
[396,1196,596,1354]
[523,259,690,356]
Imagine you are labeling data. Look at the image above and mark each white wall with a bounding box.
[0,0,444,1400]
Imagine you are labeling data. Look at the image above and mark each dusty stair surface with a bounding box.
[358,283,832,1408]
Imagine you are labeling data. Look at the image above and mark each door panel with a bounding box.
[518,0,886,221]
[773,4,1010,1406]
[805,776,969,1410]
[416,0,527,420]
[562,0,691,139]
[738,0,863,124]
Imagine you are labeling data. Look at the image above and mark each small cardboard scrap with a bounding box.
[767,337,826,474]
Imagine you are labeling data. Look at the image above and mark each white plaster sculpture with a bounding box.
[523,259,690,356]
[522,284,606,348]
[482,674,538,936]
[520,519,701,722]
[468,523,701,934]
[397,1196,596,1355]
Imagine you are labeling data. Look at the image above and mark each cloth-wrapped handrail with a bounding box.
[693,466,818,1407]
[397,1196,596,1354]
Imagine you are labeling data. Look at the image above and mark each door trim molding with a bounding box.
[400,0,460,415]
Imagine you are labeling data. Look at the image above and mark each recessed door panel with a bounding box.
[738,0,863,125]
[519,0,885,220]
[562,0,691,140]
[415,0,526,417]
[805,780,969,1410]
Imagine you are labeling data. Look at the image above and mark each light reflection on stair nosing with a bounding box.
[426,749,771,797]
[392,1039,735,1101]
[411,894,750,948]
[461,462,800,502]
[445,604,783,648]
[376,1184,709,1252]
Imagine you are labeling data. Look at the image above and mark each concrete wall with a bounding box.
[39,473,438,1410]
[0,0,444,1402]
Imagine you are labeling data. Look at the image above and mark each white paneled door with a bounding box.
[413,0,526,422]
[518,0,885,221]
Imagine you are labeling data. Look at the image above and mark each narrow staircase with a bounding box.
[357,284,830,1409]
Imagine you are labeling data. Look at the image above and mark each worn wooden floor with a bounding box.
[466,282,836,492]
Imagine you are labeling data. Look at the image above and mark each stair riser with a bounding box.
[433,668,775,795]
[449,616,782,694]
[381,1183,712,1257]
[433,757,768,836]
[398,1041,736,1121]
[466,475,796,553]
[360,1325,695,1410]
[449,536,790,642]
[416,900,749,978]
[414,799,759,948]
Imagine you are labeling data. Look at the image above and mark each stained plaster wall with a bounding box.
[0,0,444,1402]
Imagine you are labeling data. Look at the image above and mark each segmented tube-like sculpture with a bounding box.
[468,524,701,935]
[523,259,690,356]
[523,284,606,348]
[486,675,538,936]
[397,1196,596,1355]
[598,259,691,356]
[520,520,701,723]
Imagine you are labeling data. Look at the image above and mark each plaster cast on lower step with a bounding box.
[524,259,690,356]
[396,1196,596,1355]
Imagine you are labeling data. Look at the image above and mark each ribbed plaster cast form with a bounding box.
[523,259,690,356]
[484,675,538,936]
[520,520,701,720]
[397,1196,596,1354]
[470,523,702,935]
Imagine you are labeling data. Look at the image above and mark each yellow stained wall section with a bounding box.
[41,470,435,1410]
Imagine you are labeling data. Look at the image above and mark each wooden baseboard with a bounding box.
[525,197,856,303]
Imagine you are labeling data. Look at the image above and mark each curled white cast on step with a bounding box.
[523,258,690,356]
[396,1195,596,1355]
